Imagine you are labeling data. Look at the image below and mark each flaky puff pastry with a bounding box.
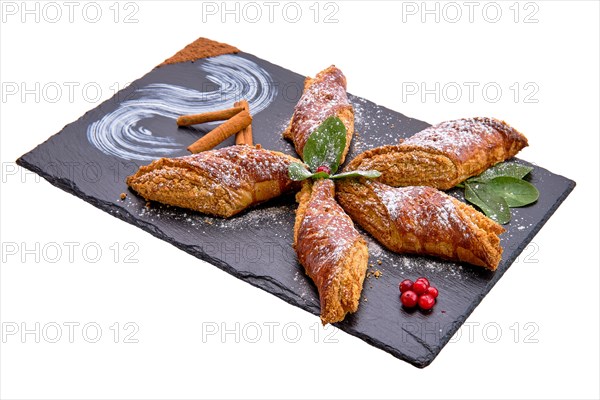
[283,65,354,164]
[346,117,528,190]
[336,179,505,270]
[294,179,369,324]
[127,145,301,218]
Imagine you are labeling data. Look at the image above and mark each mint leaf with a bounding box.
[465,182,511,224]
[310,171,330,180]
[461,162,539,224]
[470,162,534,183]
[330,170,382,180]
[303,116,347,174]
[288,162,312,181]
[486,176,539,207]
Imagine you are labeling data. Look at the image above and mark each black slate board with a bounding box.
[17,50,575,367]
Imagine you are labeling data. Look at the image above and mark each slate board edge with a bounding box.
[15,147,576,368]
[417,176,576,367]
[15,152,428,367]
[12,49,577,368]
[12,54,443,367]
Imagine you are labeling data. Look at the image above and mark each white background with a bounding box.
[1,1,599,399]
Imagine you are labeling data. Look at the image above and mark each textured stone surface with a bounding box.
[17,52,575,367]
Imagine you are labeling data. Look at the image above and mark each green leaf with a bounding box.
[288,162,312,181]
[465,182,511,224]
[470,161,534,183]
[330,170,382,180]
[309,171,330,180]
[486,176,540,207]
[303,116,347,174]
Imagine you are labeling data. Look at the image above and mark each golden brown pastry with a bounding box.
[336,179,505,270]
[127,145,301,217]
[345,117,528,190]
[294,179,369,324]
[283,65,354,163]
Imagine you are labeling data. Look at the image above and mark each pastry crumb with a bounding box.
[373,270,382,278]
[377,259,382,265]
[145,201,151,208]
[120,193,127,200]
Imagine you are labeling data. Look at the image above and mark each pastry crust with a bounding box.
[283,65,354,163]
[127,145,301,217]
[294,179,369,324]
[336,179,505,270]
[345,117,528,190]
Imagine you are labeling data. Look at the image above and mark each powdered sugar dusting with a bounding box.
[129,193,290,241]
[369,182,470,240]
[130,146,299,210]
[402,118,496,154]
[288,66,351,155]
[371,184,426,221]
[351,97,408,154]
[296,180,362,289]
[366,235,385,258]
[182,145,296,188]
[361,235,467,281]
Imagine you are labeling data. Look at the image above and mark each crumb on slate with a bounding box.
[120,193,127,200]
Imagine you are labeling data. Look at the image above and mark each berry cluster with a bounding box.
[399,277,438,311]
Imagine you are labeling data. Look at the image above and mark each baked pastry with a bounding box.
[283,65,354,163]
[345,117,528,190]
[127,145,301,217]
[336,179,505,270]
[294,179,369,324]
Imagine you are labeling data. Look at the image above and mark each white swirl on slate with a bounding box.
[87,54,277,161]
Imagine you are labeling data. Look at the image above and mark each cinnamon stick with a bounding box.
[187,110,252,153]
[234,100,253,146]
[177,106,243,126]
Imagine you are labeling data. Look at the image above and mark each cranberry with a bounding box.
[412,280,428,295]
[416,277,430,287]
[418,294,435,311]
[400,291,418,308]
[399,279,414,293]
[426,286,439,299]
[315,166,331,174]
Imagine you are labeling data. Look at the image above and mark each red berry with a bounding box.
[418,294,435,310]
[399,279,413,293]
[416,277,430,287]
[418,294,435,311]
[316,166,331,174]
[426,286,439,298]
[412,280,428,295]
[400,291,418,308]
